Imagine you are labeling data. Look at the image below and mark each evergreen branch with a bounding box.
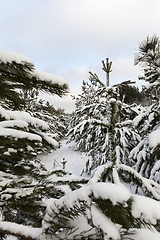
[0,221,41,240]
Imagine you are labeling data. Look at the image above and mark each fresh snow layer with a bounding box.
[7,110,49,129]
[0,127,42,142]
[132,194,160,225]
[149,128,160,148]
[0,106,59,147]
[0,221,41,240]
[45,183,130,213]
[128,228,160,240]
[3,139,160,240]
[38,139,88,175]
[0,106,49,129]
[0,120,28,128]
[91,204,120,240]
[0,50,33,64]
[32,70,67,85]
[39,133,59,147]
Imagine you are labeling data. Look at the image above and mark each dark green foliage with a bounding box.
[119,85,143,104]
[93,197,142,230]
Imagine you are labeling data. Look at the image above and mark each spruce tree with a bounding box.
[130,35,160,181]
[68,61,141,174]
[0,50,69,239]
[0,50,69,174]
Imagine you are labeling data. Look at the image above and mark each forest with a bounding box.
[0,35,160,240]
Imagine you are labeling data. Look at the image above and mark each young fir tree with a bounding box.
[68,61,141,174]
[2,163,160,240]
[128,100,160,180]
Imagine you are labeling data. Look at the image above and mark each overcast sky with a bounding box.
[1,0,160,112]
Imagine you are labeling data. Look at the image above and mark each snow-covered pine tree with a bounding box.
[0,50,70,239]
[70,72,106,129]
[68,62,141,174]
[0,50,69,174]
[129,35,160,182]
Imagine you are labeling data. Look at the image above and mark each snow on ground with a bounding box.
[38,139,88,176]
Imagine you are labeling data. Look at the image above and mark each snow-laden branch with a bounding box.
[0,106,49,129]
[149,128,160,148]
[0,50,34,65]
[32,70,67,86]
[89,163,160,200]
[0,221,41,240]
[0,127,42,142]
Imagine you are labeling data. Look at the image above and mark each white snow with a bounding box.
[132,194,160,225]
[32,70,67,85]
[149,128,160,148]
[2,139,160,240]
[0,50,33,65]
[0,221,41,240]
[0,106,59,147]
[0,127,42,142]
[7,110,49,129]
[39,133,58,148]
[150,160,160,182]
[45,183,130,216]
[2,138,160,239]
[0,106,49,129]
[0,120,28,128]
[38,139,88,175]
[91,204,120,240]
[128,228,160,240]
[91,182,130,205]
[109,98,117,103]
